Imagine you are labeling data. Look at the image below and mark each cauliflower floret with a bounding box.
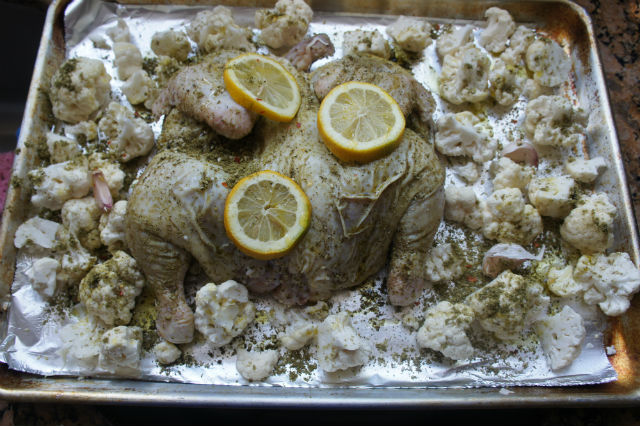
[61,197,102,251]
[14,217,60,251]
[188,7,255,53]
[113,42,142,80]
[99,102,154,162]
[450,161,480,184]
[255,0,313,49]
[153,340,181,365]
[444,185,483,230]
[386,16,432,52]
[436,24,473,58]
[343,29,391,59]
[526,38,571,87]
[50,57,111,124]
[560,193,616,254]
[435,112,497,163]
[99,200,127,250]
[194,280,255,348]
[279,322,317,350]
[122,69,155,106]
[26,257,59,298]
[88,153,125,197]
[466,271,550,341]
[46,132,81,163]
[54,227,96,287]
[78,251,145,326]
[439,43,491,105]
[106,18,131,43]
[489,58,526,106]
[479,7,516,53]
[59,306,105,368]
[492,157,534,191]
[547,265,582,297]
[501,25,535,65]
[425,243,464,282]
[151,30,191,61]
[522,78,553,99]
[524,95,587,147]
[574,252,640,316]
[29,159,91,210]
[482,188,543,245]
[236,349,279,381]
[535,305,585,370]
[316,312,370,372]
[527,176,576,219]
[65,120,98,143]
[98,326,142,375]
[565,157,607,183]
[416,301,475,360]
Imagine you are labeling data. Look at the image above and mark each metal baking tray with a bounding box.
[0,0,639,407]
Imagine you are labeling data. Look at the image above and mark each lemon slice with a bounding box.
[224,53,301,122]
[224,171,312,260]
[318,81,406,163]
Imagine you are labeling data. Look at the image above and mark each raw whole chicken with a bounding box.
[126,51,444,344]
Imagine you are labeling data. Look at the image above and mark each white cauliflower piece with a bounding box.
[189,7,255,53]
[522,78,553,99]
[151,30,191,61]
[99,326,142,375]
[106,18,131,43]
[466,271,550,341]
[535,305,585,370]
[526,38,571,87]
[566,157,607,183]
[435,112,496,163]
[489,58,526,106]
[50,57,111,124]
[316,312,370,372]
[255,0,313,49]
[153,340,181,365]
[574,252,640,316]
[386,16,432,52]
[26,257,59,298]
[501,25,535,65]
[99,200,128,250]
[279,322,317,350]
[492,157,534,191]
[88,153,125,197]
[59,306,105,369]
[14,217,60,250]
[528,176,576,219]
[343,29,391,59]
[444,185,483,230]
[65,120,98,143]
[194,281,255,348]
[99,102,154,162]
[78,251,145,327]
[61,197,102,250]
[439,44,491,104]
[122,69,155,106]
[236,349,279,381]
[54,226,96,287]
[524,95,587,147]
[436,25,473,58]
[113,42,142,80]
[29,159,91,210]
[479,7,516,53]
[547,265,582,297]
[560,193,616,254]
[450,161,480,184]
[482,188,543,245]
[46,132,81,163]
[425,243,464,282]
[416,301,475,360]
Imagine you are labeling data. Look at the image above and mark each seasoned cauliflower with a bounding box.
[489,58,526,106]
[547,265,582,297]
[416,301,475,360]
[435,112,496,163]
[78,251,145,326]
[524,95,587,147]
[88,153,125,197]
[343,29,391,59]
[26,257,59,298]
[188,7,254,53]
[194,281,255,348]
[99,102,154,162]
[65,120,98,143]
[122,69,155,106]
[444,185,483,230]
[501,25,535,65]
[527,176,576,219]
[316,312,370,372]
[59,306,105,368]
[49,57,111,124]
[54,226,96,287]
[436,24,473,58]
[46,132,81,163]
[574,252,640,316]
[99,200,128,250]
[439,44,491,104]
[466,271,550,341]
[153,340,181,365]
[424,243,464,282]
[479,7,515,53]
[526,38,571,87]
[98,326,142,375]
[14,217,60,251]
[255,0,313,49]
[113,42,142,80]
[29,159,91,210]
[386,16,432,52]
[151,30,191,61]
[535,305,585,370]
[61,197,102,250]
[482,188,543,245]
[106,18,131,43]
[560,193,616,254]
[492,157,534,191]
[236,349,279,381]
[279,322,317,350]
[450,161,480,184]
[565,157,607,183]
[522,78,553,99]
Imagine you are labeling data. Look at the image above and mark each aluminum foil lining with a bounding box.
[0,0,618,388]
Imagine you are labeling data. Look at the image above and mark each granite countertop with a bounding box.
[0,1,639,425]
